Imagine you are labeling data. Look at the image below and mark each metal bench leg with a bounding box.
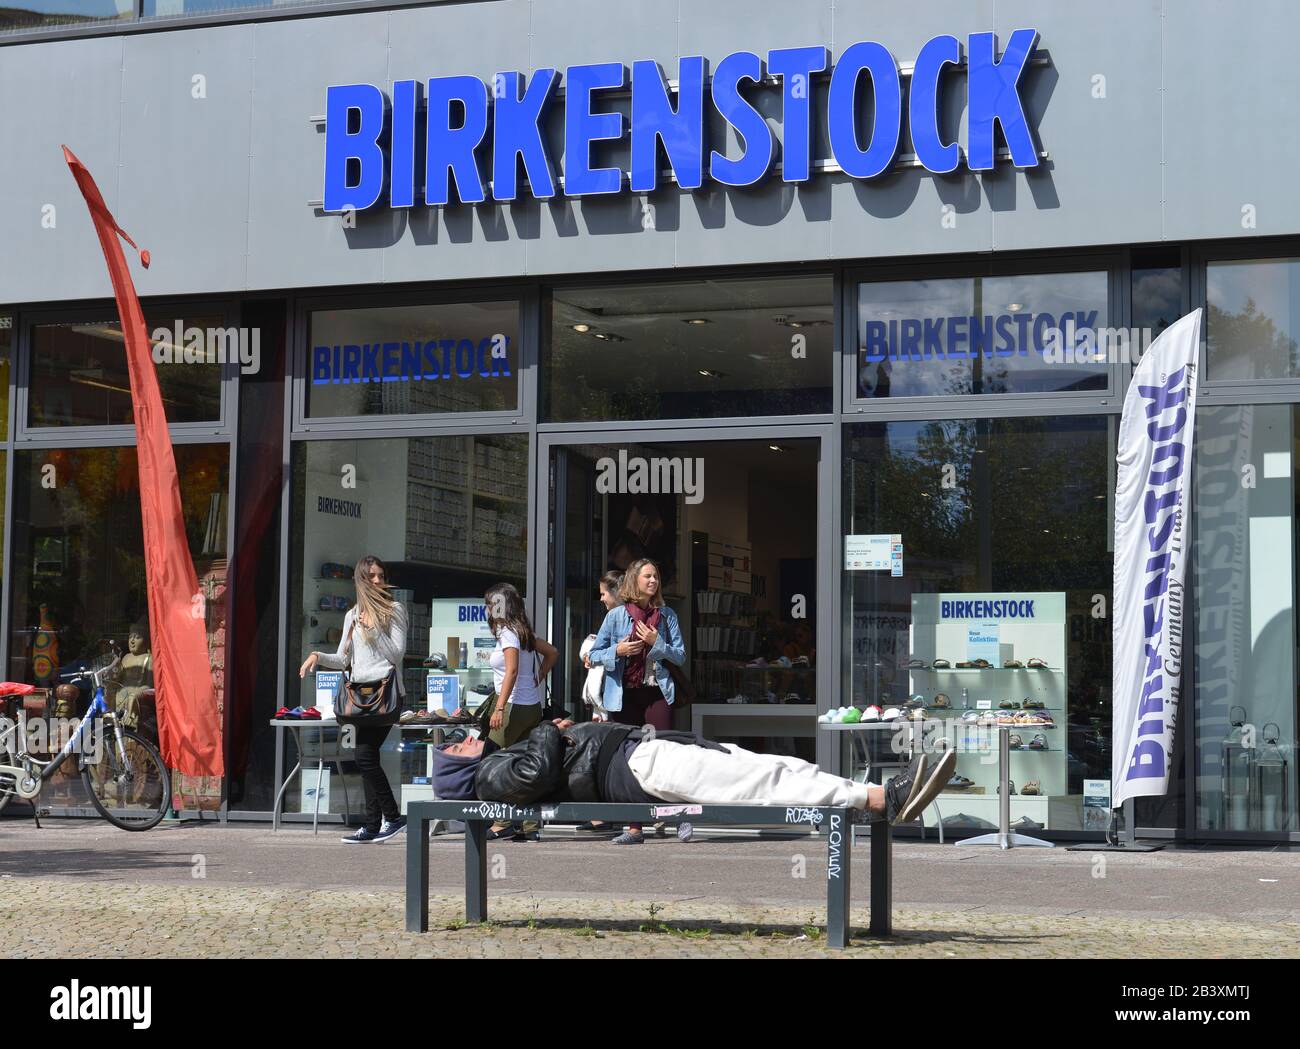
[826,809,851,949]
[405,810,430,932]
[869,819,893,937]
[465,820,488,924]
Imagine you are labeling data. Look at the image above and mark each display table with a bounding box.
[269,718,352,834]
[819,721,945,842]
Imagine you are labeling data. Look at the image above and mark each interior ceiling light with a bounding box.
[594,332,626,342]
[683,318,711,325]
[1007,303,1024,312]
[768,444,787,452]
[572,323,591,333]
[697,368,726,378]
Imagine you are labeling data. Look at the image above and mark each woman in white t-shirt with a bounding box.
[484,582,557,840]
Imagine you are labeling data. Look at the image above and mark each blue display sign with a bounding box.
[861,310,1099,362]
[311,336,511,384]
[322,29,1041,212]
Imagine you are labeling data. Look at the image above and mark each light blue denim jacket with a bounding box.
[588,604,687,711]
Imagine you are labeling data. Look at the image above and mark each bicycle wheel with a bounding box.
[81,726,171,830]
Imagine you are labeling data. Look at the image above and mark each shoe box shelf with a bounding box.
[906,592,1068,829]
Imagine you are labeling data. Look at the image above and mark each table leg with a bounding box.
[405,809,430,932]
[869,818,892,938]
[826,808,851,949]
[465,820,488,923]
[312,723,324,835]
[272,724,284,831]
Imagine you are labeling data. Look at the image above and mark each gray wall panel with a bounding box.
[0,37,125,304]
[1164,0,1300,242]
[991,0,1163,251]
[118,26,255,298]
[3,0,1300,305]
[245,13,390,291]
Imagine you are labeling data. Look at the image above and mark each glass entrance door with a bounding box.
[542,431,831,764]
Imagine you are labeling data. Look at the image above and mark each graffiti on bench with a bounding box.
[652,805,703,818]
[460,802,540,821]
[784,807,825,826]
[827,812,843,880]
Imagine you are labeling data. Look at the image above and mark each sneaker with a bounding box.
[886,749,957,825]
[677,822,693,842]
[374,817,407,842]
[611,830,644,845]
[881,754,927,824]
[341,827,381,844]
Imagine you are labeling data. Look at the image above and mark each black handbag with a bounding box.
[332,623,401,723]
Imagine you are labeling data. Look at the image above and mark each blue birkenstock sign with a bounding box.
[322,29,1042,213]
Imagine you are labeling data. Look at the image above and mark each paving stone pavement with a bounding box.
[3,879,1300,958]
[3,820,1300,957]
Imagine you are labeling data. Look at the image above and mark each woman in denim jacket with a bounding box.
[588,557,687,843]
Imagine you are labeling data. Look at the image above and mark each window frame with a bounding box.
[292,283,534,435]
[16,298,238,443]
[1195,241,1300,403]
[842,250,1126,416]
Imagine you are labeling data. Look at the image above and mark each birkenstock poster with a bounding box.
[1112,309,1202,809]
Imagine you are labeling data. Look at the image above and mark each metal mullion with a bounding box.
[0,306,18,677]
[536,412,838,435]
[288,418,529,443]
[844,397,1121,425]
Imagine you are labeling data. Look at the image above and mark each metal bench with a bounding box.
[405,800,892,949]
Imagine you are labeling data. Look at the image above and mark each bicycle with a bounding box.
[0,643,171,830]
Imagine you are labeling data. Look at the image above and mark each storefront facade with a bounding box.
[2,0,1299,841]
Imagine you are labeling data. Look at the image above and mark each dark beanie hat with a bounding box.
[430,745,483,800]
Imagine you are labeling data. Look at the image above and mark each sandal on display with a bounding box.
[997,780,1017,795]
[1008,733,1024,748]
[932,659,951,669]
[274,707,298,720]
[905,659,928,669]
[948,774,975,790]
[972,658,992,670]
[932,692,952,709]
[961,710,982,723]
[1021,780,1042,796]
[1027,657,1049,669]
[1029,734,1048,750]
[1021,697,1045,709]
[955,661,975,669]
[1003,659,1024,669]
[999,697,1019,709]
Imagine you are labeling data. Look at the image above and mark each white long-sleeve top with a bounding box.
[578,634,607,716]
[314,603,408,696]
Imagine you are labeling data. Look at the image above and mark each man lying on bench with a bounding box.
[429,719,956,833]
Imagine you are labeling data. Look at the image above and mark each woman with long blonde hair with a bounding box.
[300,554,409,844]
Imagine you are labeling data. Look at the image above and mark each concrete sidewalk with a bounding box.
[2,818,1298,957]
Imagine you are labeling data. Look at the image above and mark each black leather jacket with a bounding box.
[476,721,632,806]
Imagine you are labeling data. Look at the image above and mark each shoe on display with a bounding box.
[863,705,882,721]
[791,655,811,667]
[341,827,381,844]
[1011,815,1044,830]
[942,812,998,831]
[783,692,803,704]
[841,707,861,724]
[947,774,974,790]
[1008,733,1024,748]
[274,707,298,720]
[996,780,1017,795]
[881,707,903,720]
[424,652,448,669]
[774,656,793,668]
[1021,780,1042,796]
[1029,733,1048,750]
[1021,697,1045,709]
[999,697,1019,709]
[726,694,747,704]
[746,657,768,668]
[961,710,982,723]
[931,692,951,709]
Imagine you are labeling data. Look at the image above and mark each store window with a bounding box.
[0,0,130,32]
[843,416,1116,833]
[287,433,528,817]
[1206,258,1300,382]
[856,270,1110,398]
[1194,404,1298,834]
[305,301,520,419]
[546,276,833,422]
[8,444,230,811]
[27,314,224,428]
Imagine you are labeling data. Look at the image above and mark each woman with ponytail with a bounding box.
[300,555,409,844]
